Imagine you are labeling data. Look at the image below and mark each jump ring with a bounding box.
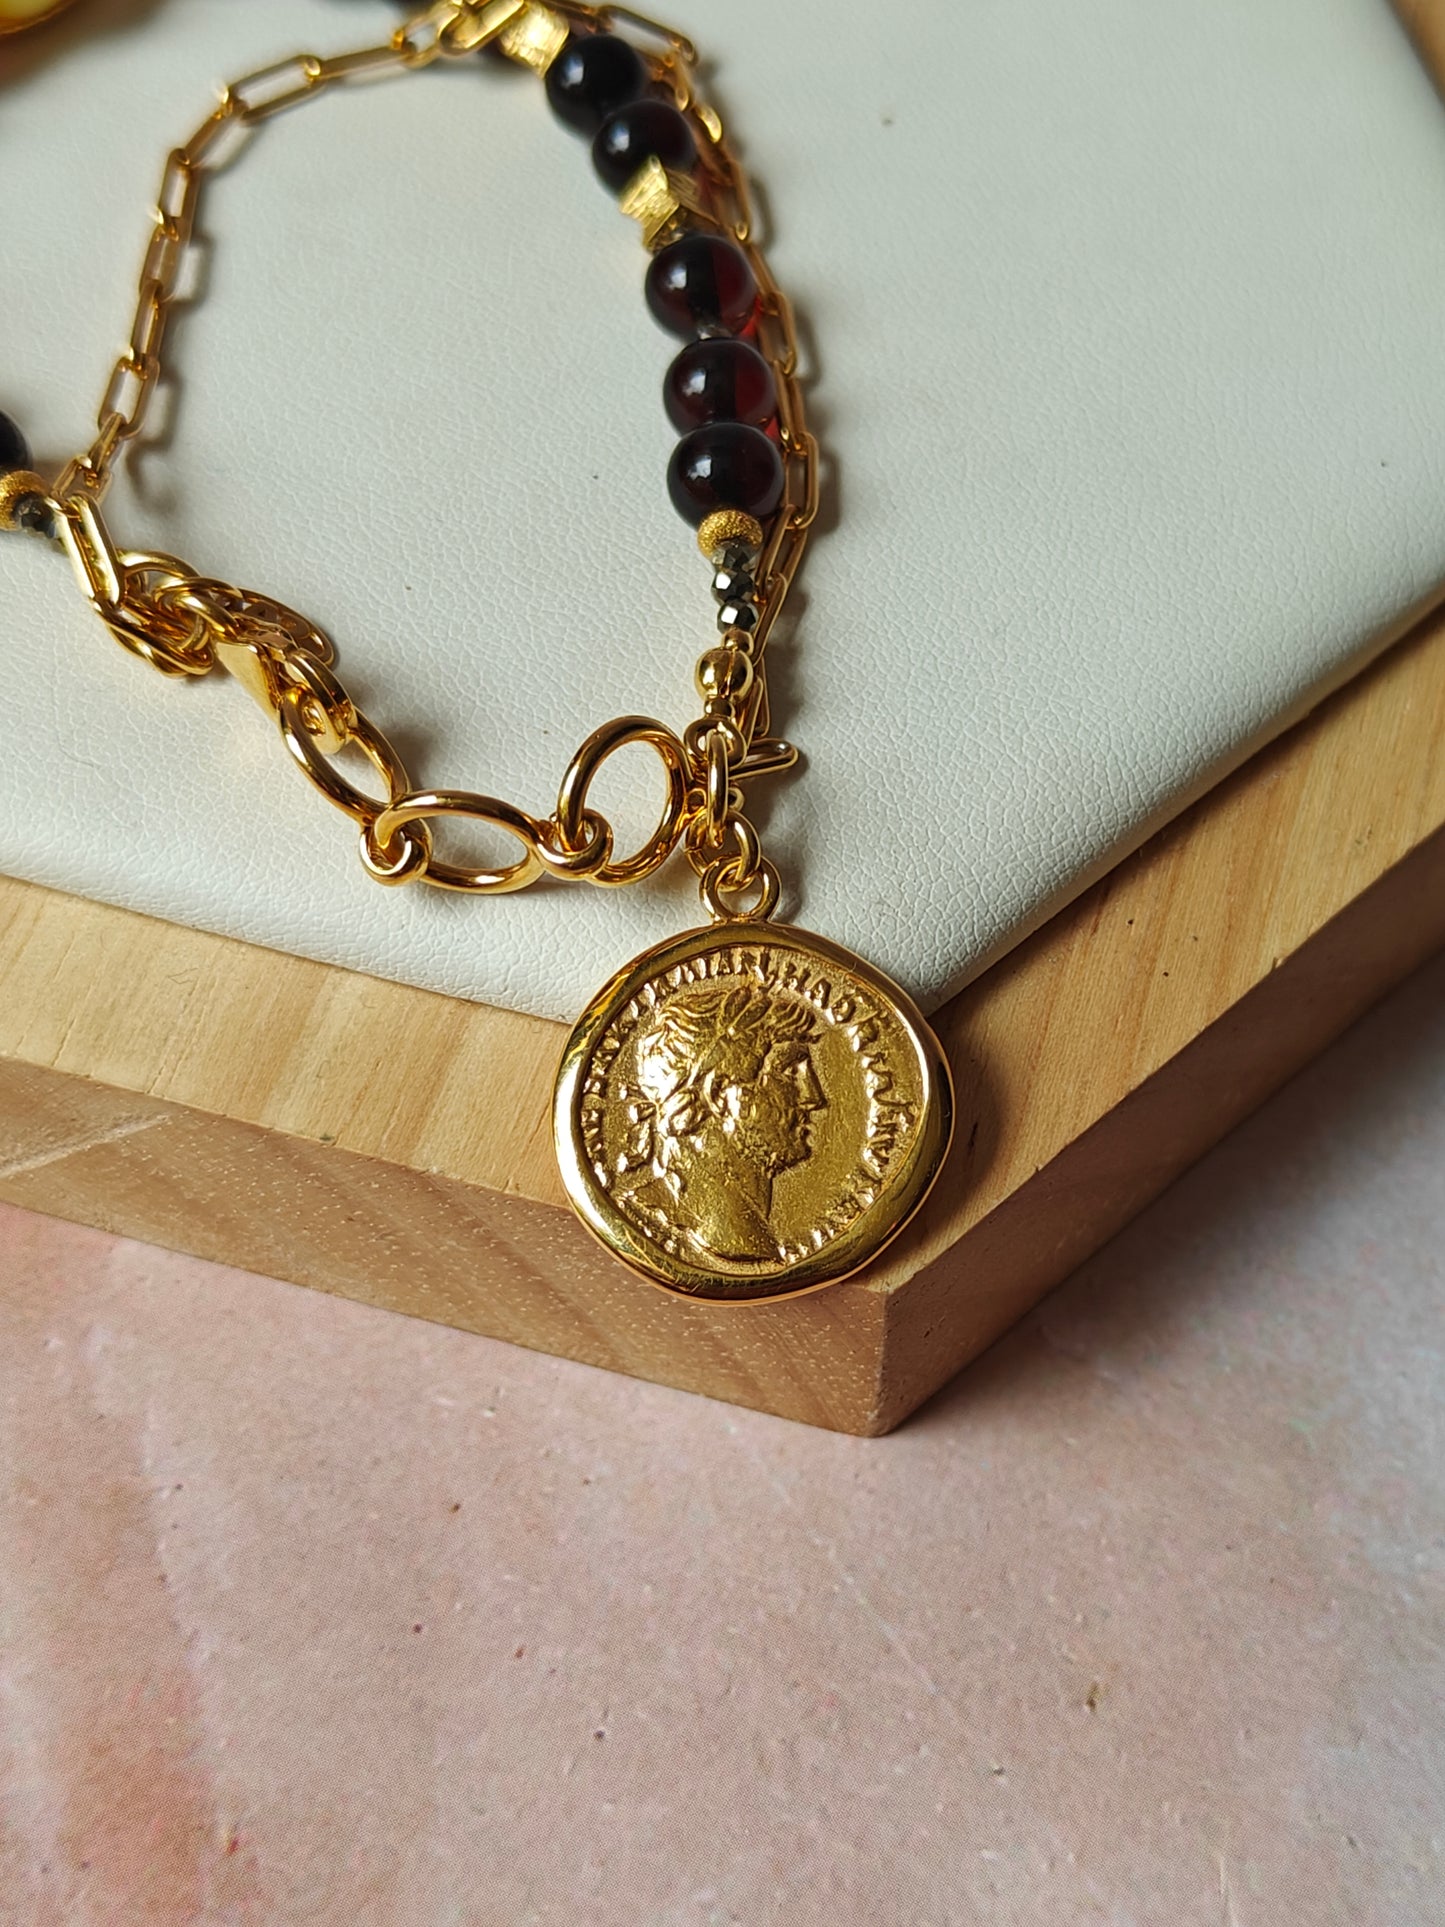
[370,789,546,893]
[682,714,746,768]
[688,806,761,880]
[699,853,781,923]
[534,808,614,880]
[555,714,689,888]
[359,815,433,886]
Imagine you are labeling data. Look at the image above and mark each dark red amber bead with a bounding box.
[663,338,777,431]
[667,423,784,527]
[591,101,697,194]
[0,410,31,475]
[545,33,646,136]
[645,235,758,340]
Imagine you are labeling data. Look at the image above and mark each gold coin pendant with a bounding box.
[554,922,954,1304]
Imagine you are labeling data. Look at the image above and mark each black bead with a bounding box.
[667,423,784,528]
[0,410,31,476]
[545,33,646,136]
[591,100,697,195]
[646,236,758,340]
[664,338,777,432]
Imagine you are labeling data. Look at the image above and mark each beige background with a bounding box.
[1,950,1441,1925]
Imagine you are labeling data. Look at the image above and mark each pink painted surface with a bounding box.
[1,957,1443,1926]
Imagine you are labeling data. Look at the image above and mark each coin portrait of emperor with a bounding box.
[617,980,828,1264]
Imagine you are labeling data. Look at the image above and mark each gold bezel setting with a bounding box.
[555,922,955,1303]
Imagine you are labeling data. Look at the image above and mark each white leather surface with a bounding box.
[3,0,1444,1022]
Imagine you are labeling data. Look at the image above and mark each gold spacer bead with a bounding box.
[0,470,53,532]
[696,510,764,565]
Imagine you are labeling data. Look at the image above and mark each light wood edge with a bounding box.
[871,818,1445,1431]
[0,868,573,1204]
[0,1055,888,1431]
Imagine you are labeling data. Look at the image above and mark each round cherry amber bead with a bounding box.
[667,423,784,528]
[0,410,31,476]
[591,101,697,194]
[645,236,758,340]
[663,338,777,431]
[545,33,646,136]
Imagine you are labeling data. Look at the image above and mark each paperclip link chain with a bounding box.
[0,0,820,922]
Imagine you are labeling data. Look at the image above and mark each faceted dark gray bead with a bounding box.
[712,565,757,603]
[716,598,759,633]
[14,494,55,539]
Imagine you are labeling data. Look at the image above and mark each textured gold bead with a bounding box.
[494,3,569,74]
[695,644,754,705]
[696,510,764,565]
[620,157,716,252]
[0,470,52,532]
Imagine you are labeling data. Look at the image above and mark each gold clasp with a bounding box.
[211,631,353,756]
[211,632,282,716]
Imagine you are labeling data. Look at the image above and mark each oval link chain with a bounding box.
[31,0,814,914]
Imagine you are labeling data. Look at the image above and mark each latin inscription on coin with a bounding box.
[554,923,954,1302]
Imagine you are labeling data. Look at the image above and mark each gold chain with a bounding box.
[23,0,818,922]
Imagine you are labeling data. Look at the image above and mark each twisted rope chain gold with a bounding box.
[6,0,818,920]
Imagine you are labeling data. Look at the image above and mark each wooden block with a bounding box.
[1,599,1442,1432]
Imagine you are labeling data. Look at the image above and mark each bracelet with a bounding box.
[0,0,953,1303]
